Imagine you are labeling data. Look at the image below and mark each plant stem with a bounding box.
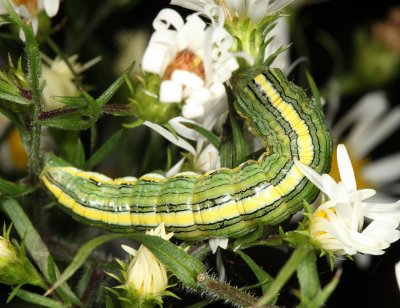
[196,273,272,308]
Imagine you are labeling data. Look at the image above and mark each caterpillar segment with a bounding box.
[40,68,333,241]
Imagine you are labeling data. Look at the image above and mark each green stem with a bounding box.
[3,0,44,177]
[196,273,268,308]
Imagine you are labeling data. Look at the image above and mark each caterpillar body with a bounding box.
[40,68,333,241]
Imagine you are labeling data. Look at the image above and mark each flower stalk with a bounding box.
[3,0,44,178]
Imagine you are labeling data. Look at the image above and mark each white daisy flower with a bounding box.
[330,91,400,202]
[141,7,241,125]
[295,144,400,257]
[170,0,293,22]
[0,0,60,40]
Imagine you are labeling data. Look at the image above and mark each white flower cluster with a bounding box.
[141,6,239,121]
[296,144,400,256]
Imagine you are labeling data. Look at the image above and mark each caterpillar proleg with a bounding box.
[40,68,333,241]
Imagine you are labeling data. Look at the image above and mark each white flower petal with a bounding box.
[362,153,400,184]
[153,8,185,31]
[353,107,400,159]
[169,116,199,140]
[294,160,325,193]
[142,43,174,75]
[170,0,212,12]
[248,0,269,22]
[182,103,205,119]
[44,0,60,17]
[209,237,229,254]
[337,144,357,192]
[144,121,196,155]
[226,0,246,17]
[267,0,293,14]
[333,91,387,143]
[178,14,207,50]
[395,261,400,291]
[121,244,137,257]
[171,70,205,90]
[195,143,220,172]
[159,80,183,103]
[166,157,186,177]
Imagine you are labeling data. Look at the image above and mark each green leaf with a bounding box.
[73,137,86,169]
[312,269,341,306]
[180,121,221,149]
[296,250,320,301]
[96,62,135,107]
[44,233,126,297]
[236,250,275,297]
[1,199,80,305]
[0,92,32,105]
[38,108,98,130]
[229,109,246,166]
[104,294,115,308]
[75,267,92,298]
[85,129,123,169]
[15,289,64,308]
[0,178,36,197]
[305,70,321,106]
[50,96,88,107]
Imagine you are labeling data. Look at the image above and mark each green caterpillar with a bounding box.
[40,68,333,241]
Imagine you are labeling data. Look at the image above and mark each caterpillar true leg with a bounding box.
[40,68,333,241]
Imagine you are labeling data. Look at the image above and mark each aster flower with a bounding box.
[170,0,293,22]
[330,91,400,202]
[171,0,292,68]
[0,0,60,39]
[140,7,242,125]
[115,223,174,307]
[295,144,400,257]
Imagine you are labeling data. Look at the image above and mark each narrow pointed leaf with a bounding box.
[0,92,32,105]
[15,289,64,308]
[236,250,275,297]
[1,199,80,305]
[305,70,321,106]
[296,250,320,301]
[180,121,221,149]
[0,178,36,197]
[255,245,312,307]
[85,129,123,169]
[96,62,135,107]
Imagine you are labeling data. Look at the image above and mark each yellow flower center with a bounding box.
[12,0,38,15]
[329,144,375,189]
[163,49,205,81]
[313,208,336,237]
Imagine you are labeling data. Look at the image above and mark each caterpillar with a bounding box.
[40,68,333,241]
